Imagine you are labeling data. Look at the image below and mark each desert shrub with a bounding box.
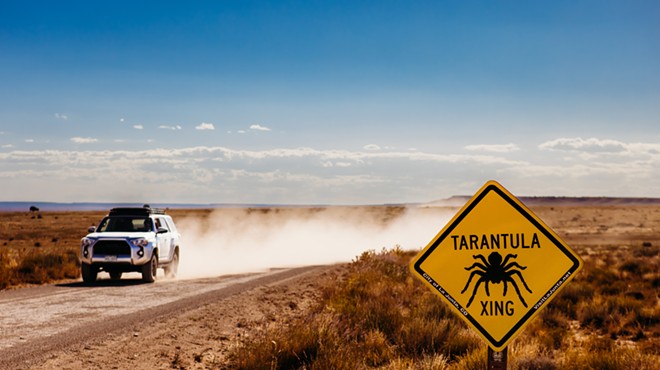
[536,327,566,351]
[577,297,609,328]
[606,295,643,316]
[0,250,15,289]
[507,338,555,370]
[652,276,660,289]
[379,354,450,370]
[515,356,556,370]
[442,329,480,360]
[397,316,451,357]
[633,244,658,258]
[577,294,647,338]
[539,308,569,330]
[619,258,653,276]
[230,317,322,370]
[551,281,594,318]
[638,338,660,356]
[273,323,321,369]
[599,280,628,296]
[327,271,404,339]
[15,250,80,284]
[560,346,658,370]
[624,291,645,300]
[521,308,570,351]
[581,264,635,296]
[630,306,659,330]
[448,347,486,370]
[358,329,396,367]
[618,259,641,275]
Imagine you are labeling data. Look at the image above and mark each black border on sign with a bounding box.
[413,183,582,349]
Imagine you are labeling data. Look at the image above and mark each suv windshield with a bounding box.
[97,216,153,232]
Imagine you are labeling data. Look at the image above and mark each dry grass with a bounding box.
[0,210,105,288]
[227,244,659,370]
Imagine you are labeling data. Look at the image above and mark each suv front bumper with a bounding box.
[80,238,153,266]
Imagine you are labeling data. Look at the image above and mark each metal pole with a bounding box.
[487,347,507,370]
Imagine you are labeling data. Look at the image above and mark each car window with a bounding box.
[135,218,153,232]
[164,217,177,234]
[98,217,152,232]
[156,217,170,231]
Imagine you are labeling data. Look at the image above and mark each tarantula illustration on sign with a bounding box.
[461,251,533,308]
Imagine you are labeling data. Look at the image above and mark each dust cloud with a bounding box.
[175,206,454,279]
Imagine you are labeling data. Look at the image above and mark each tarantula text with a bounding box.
[450,232,541,251]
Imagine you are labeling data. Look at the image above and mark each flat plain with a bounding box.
[0,202,658,369]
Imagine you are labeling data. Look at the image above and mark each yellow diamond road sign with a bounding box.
[410,180,583,351]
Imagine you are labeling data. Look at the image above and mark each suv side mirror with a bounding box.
[88,226,96,233]
[157,227,168,234]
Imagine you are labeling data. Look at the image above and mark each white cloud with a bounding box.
[363,144,381,151]
[120,118,125,123]
[70,137,98,144]
[539,137,626,153]
[249,124,271,132]
[159,125,183,130]
[237,130,246,134]
[25,139,34,143]
[133,124,144,130]
[2,138,660,203]
[196,122,215,130]
[54,113,68,121]
[537,137,660,163]
[2,144,13,148]
[465,143,520,153]
[321,161,352,168]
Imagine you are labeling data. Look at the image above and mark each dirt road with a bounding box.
[0,265,333,369]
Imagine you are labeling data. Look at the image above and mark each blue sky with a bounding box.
[1,1,659,204]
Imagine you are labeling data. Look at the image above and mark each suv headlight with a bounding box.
[81,237,95,247]
[130,238,149,247]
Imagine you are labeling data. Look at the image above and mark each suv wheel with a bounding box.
[81,263,97,284]
[164,250,179,278]
[142,254,158,283]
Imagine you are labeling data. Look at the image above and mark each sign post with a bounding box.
[488,347,507,370]
[410,181,583,364]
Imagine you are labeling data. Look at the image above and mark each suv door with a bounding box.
[154,217,172,261]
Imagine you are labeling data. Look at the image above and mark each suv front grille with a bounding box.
[94,240,131,256]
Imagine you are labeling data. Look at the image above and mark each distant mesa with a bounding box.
[424,196,660,207]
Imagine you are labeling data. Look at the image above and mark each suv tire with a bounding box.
[109,271,123,280]
[142,254,158,283]
[164,250,179,278]
[82,263,97,284]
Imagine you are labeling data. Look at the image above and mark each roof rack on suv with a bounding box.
[109,206,166,216]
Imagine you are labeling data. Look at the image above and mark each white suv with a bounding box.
[80,206,181,283]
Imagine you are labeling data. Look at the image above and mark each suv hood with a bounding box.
[86,232,155,239]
